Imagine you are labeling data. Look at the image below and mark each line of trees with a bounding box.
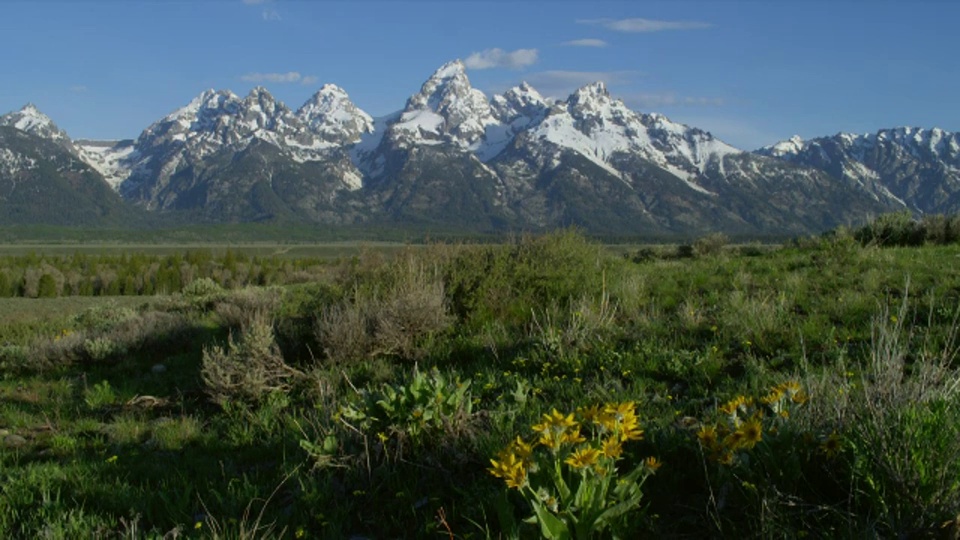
[0,250,331,298]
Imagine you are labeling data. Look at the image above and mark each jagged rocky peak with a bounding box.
[165,89,240,123]
[0,103,71,144]
[391,59,497,148]
[491,82,549,126]
[298,84,374,144]
[405,59,471,111]
[567,82,613,110]
[763,135,806,157]
[237,86,296,131]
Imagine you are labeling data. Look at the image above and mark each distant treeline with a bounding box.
[0,250,332,298]
[849,212,960,247]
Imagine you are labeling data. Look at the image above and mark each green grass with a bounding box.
[0,296,151,326]
[2,228,960,538]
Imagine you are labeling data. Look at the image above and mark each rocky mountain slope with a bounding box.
[0,126,139,226]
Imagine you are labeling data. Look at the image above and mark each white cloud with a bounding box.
[464,48,538,70]
[578,17,712,33]
[625,93,726,108]
[241,71,311,84]
[262,9,281,21]
[524,70,636,98]
[562,38,608,48]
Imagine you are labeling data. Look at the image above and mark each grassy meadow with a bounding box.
[2,218,960,538]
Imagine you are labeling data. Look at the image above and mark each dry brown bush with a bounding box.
[202,317,304,406]
[315,263,453,365]
[214,287,282,330]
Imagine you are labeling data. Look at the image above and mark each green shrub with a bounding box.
[337,367,474,450]
[182,277,224,297]
[920,214,960,245]
[73,302,137,333]
[693,233,729,257]
[36,274,59,298]
[83,380,117,409]
[854,212,925,247]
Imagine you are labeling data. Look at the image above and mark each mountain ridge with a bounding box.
[0,60,955,235]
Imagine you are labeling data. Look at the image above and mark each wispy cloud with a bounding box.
[241,71,317,85]
[624,93,726,108]
[578,17,712,33]
[562,38,608,48]
[524,70,636,98]
[464,48,538,70]
[242,0,281,21]
[70,85,88,93]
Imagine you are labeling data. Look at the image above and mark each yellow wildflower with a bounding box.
[601,436,623,459]
[604,401,638,423]
[561,428,586,445]
[737,417,763,449]
[723,430,745,450]
[578,404,602,424]
[644,456,662,473]
[489,451,527,489]
[820,431,842,458]
[618,417,644,442]
[760,389,784,406]
[565,447,601,469]
[697,424,718,449]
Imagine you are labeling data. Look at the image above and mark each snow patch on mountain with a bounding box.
[0,147,38,178]
[75,141,137,189]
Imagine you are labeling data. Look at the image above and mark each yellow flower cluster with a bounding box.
[577,402,644,443]
[489,436,535,489]
[489,401,657,489]
[698,381,808,465]
[532,409,584,450]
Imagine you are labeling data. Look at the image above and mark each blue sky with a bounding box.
[1,0,956,149]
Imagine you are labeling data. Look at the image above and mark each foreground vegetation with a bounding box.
[2,221,960,538]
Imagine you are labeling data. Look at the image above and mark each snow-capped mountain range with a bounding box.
[0,59,953,234]
[758,128,960,214]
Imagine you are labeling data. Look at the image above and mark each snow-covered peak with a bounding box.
[298,84,374,144]
[244,86,279,110]
[390,59,498,149]
[571,81,609,101]
[761,135,806,157]
[429,59,467,81]
[764,127,960,165]
[492,82,549,126]
[526,82,741,188]
[405,59,475,112]
[0,103,71,144]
